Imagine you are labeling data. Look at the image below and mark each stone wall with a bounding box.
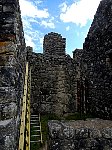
[0,0,27,149]
[29,53,76,116]
[48,119,112,150]
[73,49,84,113]
[80,0,112,119]
[28,32,76,116]
[43,32,66,56]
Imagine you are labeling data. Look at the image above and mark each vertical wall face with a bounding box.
[82,0,112,119]
[43,32,66,56]
[73,49,85,113]
[29,54,76,116]
[29,32,76,116]
[0,0,26,149]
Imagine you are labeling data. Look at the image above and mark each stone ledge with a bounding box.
[48,119,112,150]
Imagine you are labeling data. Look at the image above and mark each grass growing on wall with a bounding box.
[64,112,94,120]
[41,113,61,144]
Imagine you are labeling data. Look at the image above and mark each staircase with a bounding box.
[30,114,43,149]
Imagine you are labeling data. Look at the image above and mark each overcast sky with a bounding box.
[19,0,101,57]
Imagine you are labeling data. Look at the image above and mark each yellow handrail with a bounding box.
[26,67,31,150]
[39,113,43,145]
[18,62,31,150]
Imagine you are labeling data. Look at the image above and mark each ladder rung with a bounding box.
[30,120,39,121]
[31,117,39,118]
[31,126,40,128]
[30,141,37,143]
[31,115,39,117]
[31,140,41,143]
[31,123,38,124]
[31,135,40,137]
[32,130,40,132]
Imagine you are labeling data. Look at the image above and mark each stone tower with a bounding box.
[43,32,66,55]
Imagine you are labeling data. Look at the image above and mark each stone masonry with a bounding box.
[28,32,76,116]
[43,32,66,56]
[48,119,112,150]
[0,0,27,149]
[80,0,112,119]
[0,0,112,149]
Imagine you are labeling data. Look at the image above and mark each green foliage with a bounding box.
[41,113,61,143]
[65,112,94,120]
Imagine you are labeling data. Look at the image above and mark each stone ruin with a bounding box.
[0,0,112,149]
[28,32,76,116]
[43,32,66,56]
[74,0,112,119]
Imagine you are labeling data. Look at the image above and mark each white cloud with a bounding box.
[19,0,49,18]
[60,0,101,27]
[59,2,67,13]
[25,34,36,48]
[41,20,55,29]
[24,28,44,52]
[22,17,32,30]
[19,0,56,52]
[66,26,70,31]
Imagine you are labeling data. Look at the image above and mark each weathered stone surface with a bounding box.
[0,0,27,150]
[73,0,112,119]
[0,119,17,150]
[48,119,112,150]
[43,32,66,56]
[28,38,76,115]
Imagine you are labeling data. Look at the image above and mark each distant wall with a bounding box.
[28,33,76,115]
[28,50,76,116]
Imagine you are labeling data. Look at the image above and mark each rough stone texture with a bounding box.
[28,34,76,115]
[79,0,112,119]
[0,0,27,149]
[0,0,112,149]
[73,49,84,113]
[43,32,66,56]
[48,119,112,150]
